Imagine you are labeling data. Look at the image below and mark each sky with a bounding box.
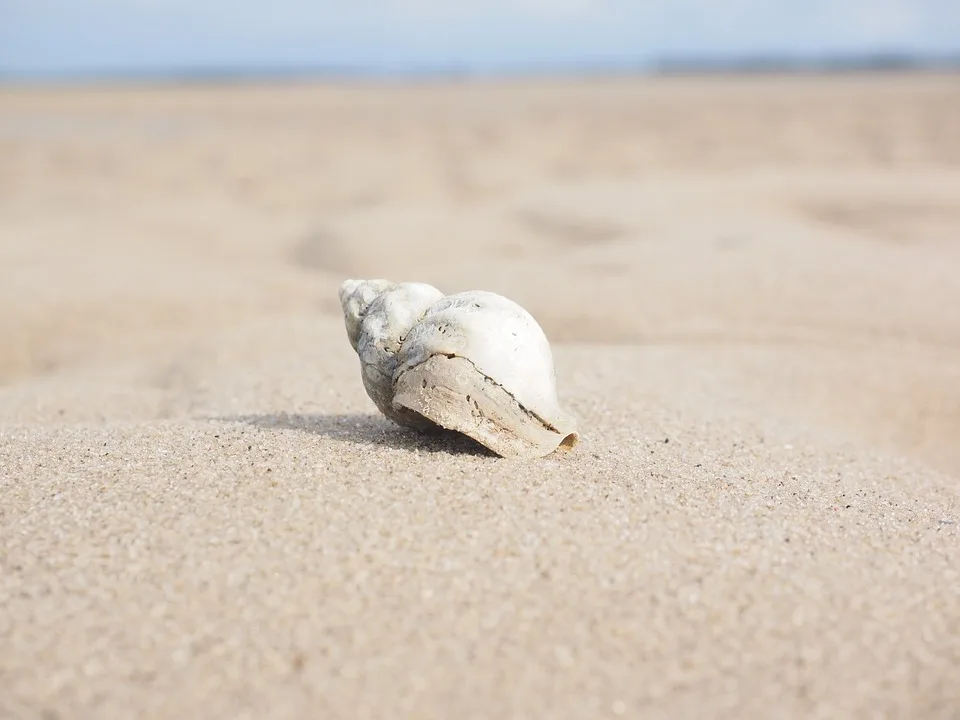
[2,0,960,78]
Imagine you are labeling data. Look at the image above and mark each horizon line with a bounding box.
[2,51,959,86]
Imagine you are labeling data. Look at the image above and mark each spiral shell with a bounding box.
[339,279,579,459]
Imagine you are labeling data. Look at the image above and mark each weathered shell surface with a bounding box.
[338,279,443,429]
[339,279,579,458]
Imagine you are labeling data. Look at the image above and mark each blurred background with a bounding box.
[3,0,960,78]
[1,1,959,472]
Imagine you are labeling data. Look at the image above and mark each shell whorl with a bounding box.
[339,279,444,425]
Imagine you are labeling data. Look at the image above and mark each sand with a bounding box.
[1,73,959,719]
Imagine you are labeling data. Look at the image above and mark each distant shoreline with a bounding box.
[2,53,959,86]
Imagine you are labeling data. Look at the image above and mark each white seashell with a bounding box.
[339,279,579,459]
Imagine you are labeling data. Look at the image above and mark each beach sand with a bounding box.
[2,74,959,718]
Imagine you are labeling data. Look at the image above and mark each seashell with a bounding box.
[338,278,579,459]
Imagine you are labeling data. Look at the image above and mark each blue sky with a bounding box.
[2,0,959,78]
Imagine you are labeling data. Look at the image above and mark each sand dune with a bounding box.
[2,74,959,718]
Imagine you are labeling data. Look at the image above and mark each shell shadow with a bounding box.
[223,412,496,457]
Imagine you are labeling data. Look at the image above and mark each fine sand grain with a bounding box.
[2,74,959,719]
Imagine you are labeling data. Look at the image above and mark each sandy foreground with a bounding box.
[1,74,959,718]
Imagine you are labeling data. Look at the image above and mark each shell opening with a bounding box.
[392,354,577,459]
